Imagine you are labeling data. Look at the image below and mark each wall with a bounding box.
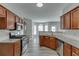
[48,22,60,31]
[0,30,9,41]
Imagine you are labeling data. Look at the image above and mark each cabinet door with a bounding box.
[44,36,50,47]
[0,17,7,29]
[49,37,57,49]
[71,7,79,29]
[7,10,15,29]
[64,12,71,29]
[40,36,45,46]
[63,43,72,56]
[0,5,6,17]
[0,43,14,56]
[14,40,21,56]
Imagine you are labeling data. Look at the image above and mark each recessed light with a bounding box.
[36,3,43,7]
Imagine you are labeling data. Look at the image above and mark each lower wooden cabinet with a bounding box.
[72,46,79,56]
[39,35,45,46]
[49,37,57,49]
[0,40,21,56]
[44,36,50,47]
[64,42,79,56]
[63,43,72,56]
[39,35,58,50]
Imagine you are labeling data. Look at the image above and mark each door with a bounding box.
[64,12,71,29]
[71,7,79,29]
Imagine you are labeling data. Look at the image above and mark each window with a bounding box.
[51,26,56,32]
[33,25,37,35]
[38,24,43,31]
[45,25,48,31]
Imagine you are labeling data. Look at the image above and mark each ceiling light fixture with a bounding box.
[36,3,43,7]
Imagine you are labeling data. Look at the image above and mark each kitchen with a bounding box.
[0,3,79,56]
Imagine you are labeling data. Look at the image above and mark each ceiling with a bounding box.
[1,3,69,22]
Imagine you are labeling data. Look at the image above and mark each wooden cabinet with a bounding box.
[63,43,72,56]
[49,37,57,49]
[0,17,7,29]
[0,40,21,56]
[0,5,21,29]
[39,35,58,50]
[72,46,79,56]
[7,10,16,29]
[61,6,79,29]
[0,5,6,17]
[39,35,45,46]
[44,36,50,47]
[64,12,71,29]
[71,7,79,29]
[64,42,79,56]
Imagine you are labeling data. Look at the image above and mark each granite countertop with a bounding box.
[53,32,79,48]
[0,39,20,43]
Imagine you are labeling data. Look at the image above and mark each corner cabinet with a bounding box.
[39,35,58,50]
[7,10,16,29]
[61,6,79,29]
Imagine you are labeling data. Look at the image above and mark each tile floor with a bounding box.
[23,35,58,56]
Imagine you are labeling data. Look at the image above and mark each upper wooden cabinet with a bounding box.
[7,10,16,29]
[0,17,7,29]
[61,6,79,29]
[64,12,71,29]
[71,7,79,29]
[0,5,6,17]
[0,5,21,29]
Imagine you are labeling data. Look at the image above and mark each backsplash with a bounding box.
[64,30,79,36]
[0,30,9,41]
